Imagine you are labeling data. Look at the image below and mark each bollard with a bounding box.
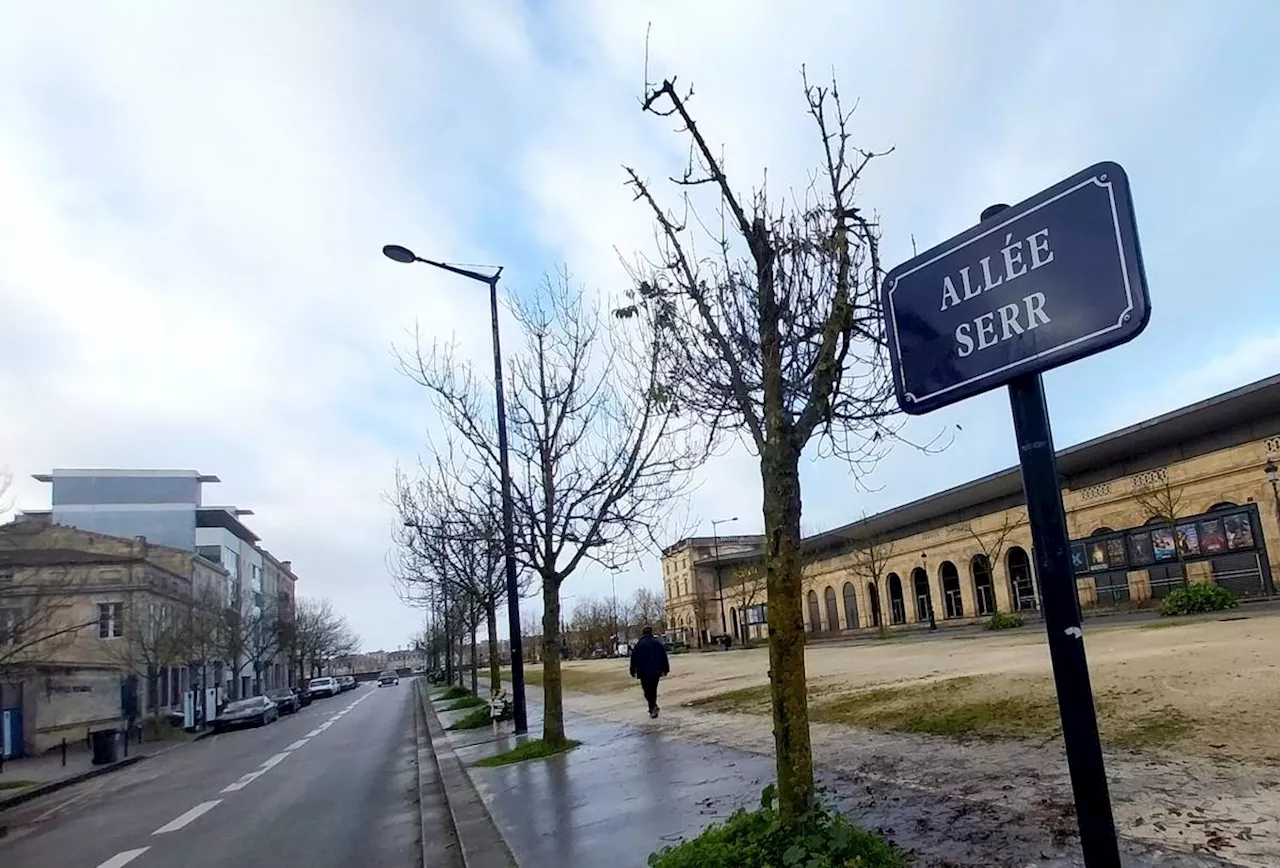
[62,738,67,767]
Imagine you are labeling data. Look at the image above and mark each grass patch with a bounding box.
[475,738,581,767]
[446,694,485,711]
[685,684,773,714]
[0,780,36,791]
[1106,707,1197,751]
[438,686,471,701]
[519,664,632,694]
[810,676,1062,740]
[447,706,494,731]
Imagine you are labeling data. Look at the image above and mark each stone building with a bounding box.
[0,523,229,756]
[663,374,1280,646]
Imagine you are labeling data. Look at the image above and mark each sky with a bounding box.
[2,1,1278,651]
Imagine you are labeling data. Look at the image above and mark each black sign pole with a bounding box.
[983,201,1122,868]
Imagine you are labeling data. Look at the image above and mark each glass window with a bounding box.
[98,603,123,638]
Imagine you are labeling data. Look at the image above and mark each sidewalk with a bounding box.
[437,700,1239,868]
[0,729,199,811]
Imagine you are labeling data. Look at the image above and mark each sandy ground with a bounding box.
[548,614,1280,866]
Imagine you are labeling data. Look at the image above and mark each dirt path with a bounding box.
[550,615,1280,866]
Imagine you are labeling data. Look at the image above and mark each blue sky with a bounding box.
[1,1,1278,649]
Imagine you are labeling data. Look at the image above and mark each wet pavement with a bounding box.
[453,704,1241,868]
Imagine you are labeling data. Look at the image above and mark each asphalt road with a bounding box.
[0,680,425,868]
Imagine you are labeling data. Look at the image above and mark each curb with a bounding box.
[414,681,517,868]
[0,754,148,813]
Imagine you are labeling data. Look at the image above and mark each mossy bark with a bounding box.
[541,580,566,746]
[486,598,501,697]
[761,441,814,820]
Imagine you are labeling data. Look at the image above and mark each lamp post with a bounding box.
[710,517,738,639]
[384,244,528,734]
[921,553,937,631]
[1266,459,1279,541]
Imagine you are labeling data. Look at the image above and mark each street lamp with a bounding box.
[711,517,739,638]
[384,244,528,734]
[921,553,937,631]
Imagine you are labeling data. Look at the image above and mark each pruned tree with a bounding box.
[292,597,359,681]
[1132,472,1191,588]
[724,563,767,647]
[103,594,190,731]
[617,70,924,816]
[965,509,1026,612]
[400,271,704,747]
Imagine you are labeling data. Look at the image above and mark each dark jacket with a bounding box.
[630,634,670,680]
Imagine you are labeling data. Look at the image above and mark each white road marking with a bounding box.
[152,800,222,834]
[96,849,150,868]
[261,752,290,770]
[286,738,310,751]
[221,770,265,793]
[306,728,324,737]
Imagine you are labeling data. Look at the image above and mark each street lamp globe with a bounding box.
[382,244,417,263]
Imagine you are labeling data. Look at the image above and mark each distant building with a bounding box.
[664,374,1280,646]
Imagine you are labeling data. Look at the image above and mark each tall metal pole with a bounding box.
[711,526,725,636]
[487,276,528,734]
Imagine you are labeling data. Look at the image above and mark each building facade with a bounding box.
[0,523,230,756]
[664,375,1280,645]
[23,469,298,699]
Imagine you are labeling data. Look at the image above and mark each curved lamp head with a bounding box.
[382,244,417,264]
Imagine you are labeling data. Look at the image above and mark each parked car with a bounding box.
[266,687,299,714]
[295,686,313,707]
[377,671,399,687]
[212,696,278,731]
[308,676,338,698]
[337,675,357,692]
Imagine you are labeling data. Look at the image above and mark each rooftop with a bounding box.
[33,469,220,483]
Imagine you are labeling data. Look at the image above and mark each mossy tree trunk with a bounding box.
[541,578,566,746]
[485,595,501,697]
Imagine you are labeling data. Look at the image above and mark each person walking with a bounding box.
[629,625,670,719]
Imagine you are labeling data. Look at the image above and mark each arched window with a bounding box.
[911,567,933,623]
[940,561,963,618]
[867,582,882,627]
[842,582,859,630]
[806,590,821,633]
[970,554,997,616]
[1209,501,1239,512]
[887,573,906,625]
[823,586,839,632]
[1089,526,1115,537]
[1007,546,1038,611]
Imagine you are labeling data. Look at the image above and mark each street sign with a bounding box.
[883,161,1150,415]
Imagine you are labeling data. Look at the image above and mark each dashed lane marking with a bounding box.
[286,738,310,751]
[221,770,265,793]
[96,849,150,868]
[261,752,290,770]
[152,800,222,835]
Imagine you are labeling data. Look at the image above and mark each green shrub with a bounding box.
[1159,582,1236,617]
[985,611,1025,631]
[447,694,485,711]
[648,786,900,868]
[439,686,471,701]
[447,706,493,731]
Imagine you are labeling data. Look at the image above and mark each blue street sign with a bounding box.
[882,161,1150,415]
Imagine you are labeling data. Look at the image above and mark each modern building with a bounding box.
[0,523,229,756]
[21,469,298,699]
[664,374,1280,646]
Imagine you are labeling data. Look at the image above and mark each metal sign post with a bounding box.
[883,163,1151,868]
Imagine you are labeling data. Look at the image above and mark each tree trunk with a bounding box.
[761,443,814,821]
[485,597,501,697]
[469,626,479,695]
[541,578,566,746]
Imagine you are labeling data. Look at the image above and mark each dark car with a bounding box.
[377,671,399,687]
[295,686,313,707]
[337,675,357,692]
[212,696,278,732]
[266,688,298,714]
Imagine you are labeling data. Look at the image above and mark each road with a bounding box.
[0,680,440,868]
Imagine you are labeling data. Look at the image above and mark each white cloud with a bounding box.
[3,1,1277,646]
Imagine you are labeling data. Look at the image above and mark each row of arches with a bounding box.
[787,546,1039,635]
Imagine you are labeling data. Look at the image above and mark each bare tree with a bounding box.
[103,594,190,732]
[618,70,926,816]
[724,563,767,647]
[292,597,359,681]
[848,533,896,635]
[400,272,703,748]
[1132,473,1191,588]
[631,586,667,633]
[965,509,1026,612]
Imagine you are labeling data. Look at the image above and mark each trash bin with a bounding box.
[90,729,118,766]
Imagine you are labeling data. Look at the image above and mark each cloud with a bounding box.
[3,1,1278,646]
